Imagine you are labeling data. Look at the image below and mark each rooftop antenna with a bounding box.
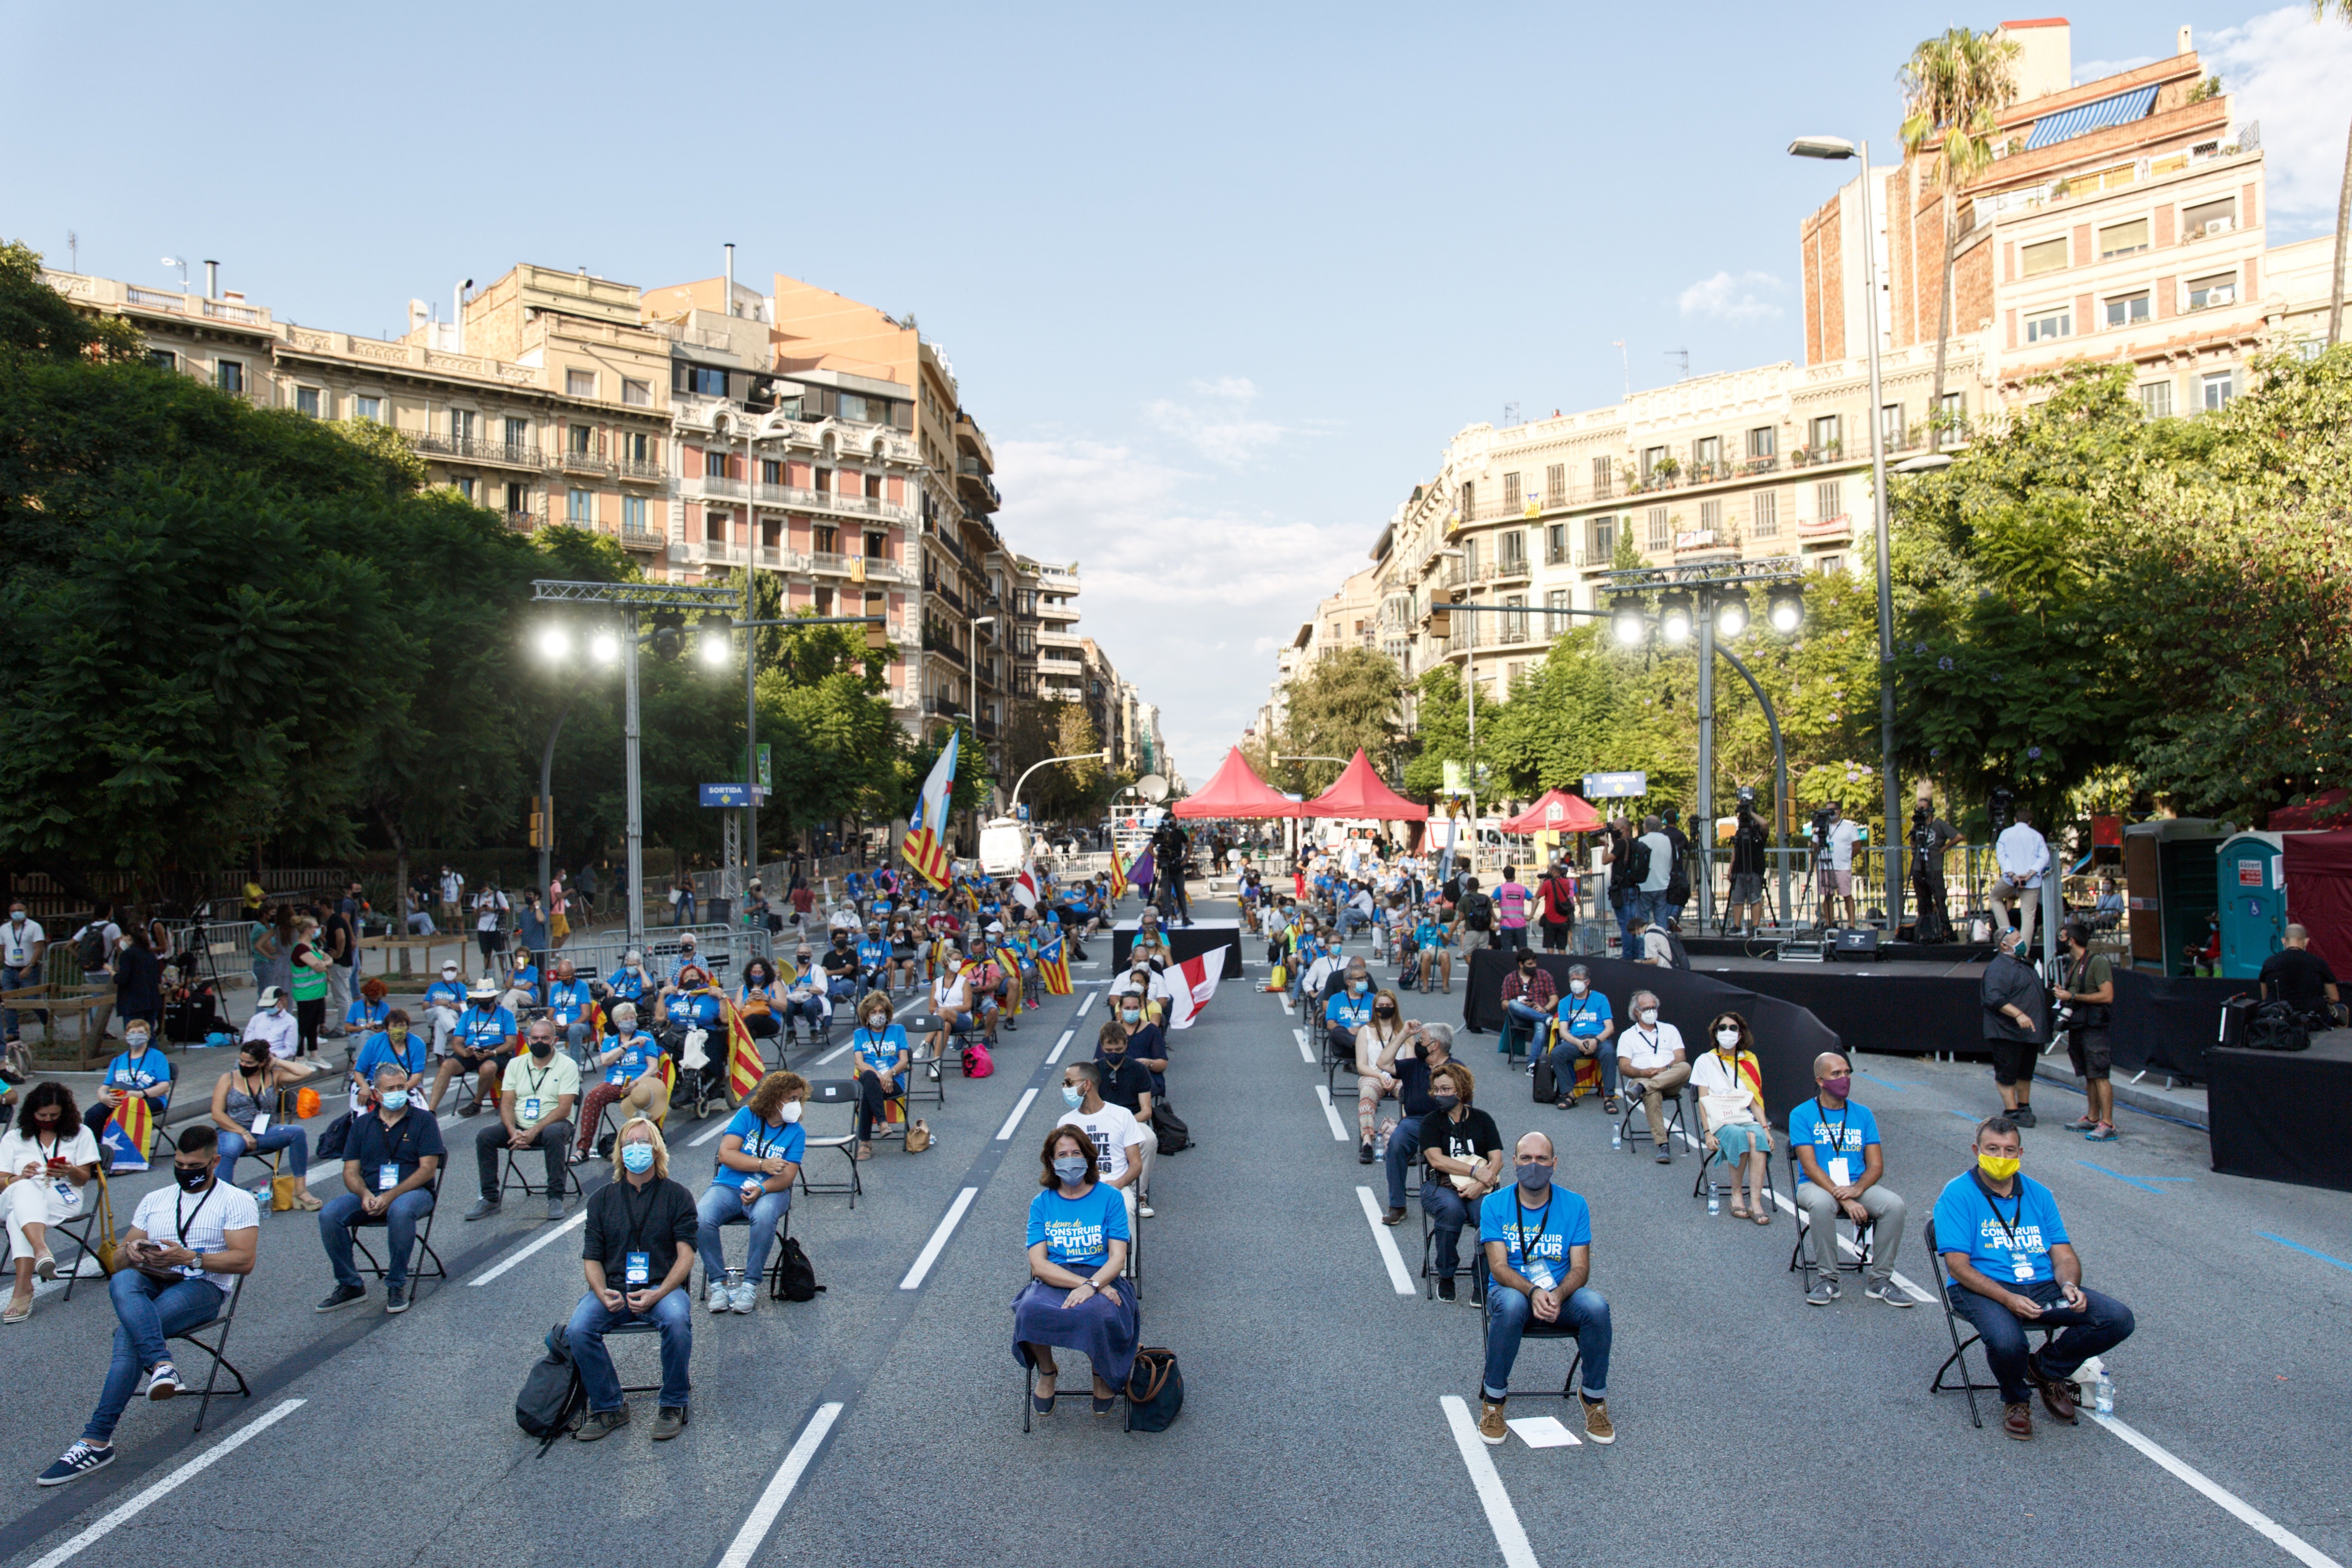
[67,230,78,273]
[1613,340,1630,398]
[1502,401,1520,428]
[1665,348,1690,380]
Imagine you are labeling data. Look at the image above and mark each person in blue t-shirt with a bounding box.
[87,1024,174,1145]
[1409,911,1451,993]
[426,980,514,1117]
[544,959,598,1063]
[1933,1115,2135,1439]
[1787,1051,1909,1307]
[345,976,391,1037]
[422,961,467,1056]
[571,1002,668,1156]
[855,925,893,993]
[1476,1131,1614,1446]
[606,951,651,1009]
[1323,960,1375,1065]
[350,1011,430,1114]
[695,1070,808,1313]
[849,995,910,1161]
[1014,1124,1137,1416]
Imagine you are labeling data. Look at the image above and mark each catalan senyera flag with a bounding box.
[1036,931,1073,996]
[995,944,1025,984]
[900,730,960,891]
[104,1094,155,1172]
[722,995,764,1107]
[1107,851,1128,905]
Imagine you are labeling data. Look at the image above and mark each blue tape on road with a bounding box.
[2075,1159,2192,1195]
[2257,1232,2352,1274]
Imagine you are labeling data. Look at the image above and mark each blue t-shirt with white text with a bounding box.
[717,1107,806,1171]
[1026,1181,1131,1274]
[1786,1098,1881,1186]
[1555,989,1613,1039]
[1478,1185,1592,1291]
[1325,992,1375,1033]
[1932,1171,2069,1287]
[604,1031,662,1086]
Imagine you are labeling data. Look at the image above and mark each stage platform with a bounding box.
[1112,919,1245,980]
[2208,1029,2352,1192]
[1682,933,1998,965]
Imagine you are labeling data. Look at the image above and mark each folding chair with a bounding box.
[1785,1145,1873,1293]
[1926,1219,2058,1429]
[1418,1185,1486,1304]
[797,1080,865,1207]
[172,1274,252,1434]
[53,1170,114,1304]
[347,1173,449,1286]
[1471,1280,1585,1405]
[698,1198,792,1296]
[1496,1011,1540,1069]
[604,1318,668,1397]
[1018,1262,1143,1433]
[498,1137,583,1202]
[1691,1130,1777,1209]
[1616,1079,1686,1156]
[1324,1026,1360,1100]
[900,1016,949,1109]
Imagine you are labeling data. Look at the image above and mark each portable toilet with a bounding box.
[2216,831,2285,980]
[2123,817,2232,976]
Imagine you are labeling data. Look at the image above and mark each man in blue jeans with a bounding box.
[317,1064,444,1316]
[570,1117,697,1441]
[1477,1131,1614,1446]
[1934,1115,2136,1441]
[38,1126,261,1487]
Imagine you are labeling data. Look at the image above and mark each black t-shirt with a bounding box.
[1102,1023,1169,1096]
[822,946,857,978]
[1418,1105,1502,1171]
[1093,1054,1156,1117]
[582,1174,697,1278]
[2259,947,2337,1010]
[325,911,355,964]
[1730,818,1768,875]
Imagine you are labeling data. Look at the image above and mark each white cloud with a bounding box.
[2202,7,2352,232]
[1677,270,1784,323]
[1143,376,1292,466]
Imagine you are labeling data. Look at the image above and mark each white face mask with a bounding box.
[1638,1009,1658,1027]
[1716,1028,1740,1049]
[1569,981,1588,996]
[779,1100,804,1123]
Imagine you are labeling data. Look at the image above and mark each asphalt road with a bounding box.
[2,892,2348,1568]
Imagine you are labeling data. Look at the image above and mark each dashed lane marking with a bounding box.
[715,1401,845,1568]
[1439,1396,1541,1568]
[23,1399,307,1568]
[899,1186,977,1290]
[1356,1185,1414,1294]
[1314,1085,1349,1142]
[994,1088,1040,1142]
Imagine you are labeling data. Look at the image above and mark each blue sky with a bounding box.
[9,1,2347,785]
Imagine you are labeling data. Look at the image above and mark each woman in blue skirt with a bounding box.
[1013,1125,1136,1416]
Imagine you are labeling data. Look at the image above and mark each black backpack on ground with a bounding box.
[516,1323,588,1452]
[2245,1001,2312,1052]
[771,1236,824,1302]
[1125,1347,1184,1432]
[1153,1104,1190,1155]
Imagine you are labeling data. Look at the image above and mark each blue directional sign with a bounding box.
[1582,771,1648,799]
[699,783,753,807]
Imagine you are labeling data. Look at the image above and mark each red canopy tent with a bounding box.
[1298,749,1429,821]
[1497,789,1602,835]
[1169,747,1300,818]
[2270,789,2351,831]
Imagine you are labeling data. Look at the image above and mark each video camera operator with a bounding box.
[1812,802,1861,930]
[1727,790,1768,934]
[1909,793,1959,944]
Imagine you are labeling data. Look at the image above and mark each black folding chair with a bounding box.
[604,1317,668,1397]
[53,1171,114,1304]
[1470,1275,1585,1405]
[1019,1258,1141,1433]
[698,1199,792,1296]
[172,1274,251,1434]
[1926,1218,2059,1429]
[1785,1145,1874,1292]
[797,1080,865,1207]
[1615,1074,1686,1153]
[498,1135,583,1202]
[900,1016,949,1108]
[347,1172,448,1286]
[1418,1182,1486,1304]
[1324,1026,1359,1100]
[1691,1127,1778,1209]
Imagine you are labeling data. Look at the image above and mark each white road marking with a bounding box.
[900,1186,977,1290]
[24,1398,307,1568]
[2096,1414,2345,1568]
[468,1209,588,1286]
[814,1040,854,1065]
[1074,990,1100,1020]
[1314,1085,1349,1142]
[1280,996,1295,1016]
[1356,1185,1414,1294]
[689,1117,731,1147]
[716,1401,845,1568]
[1047,1029,1075,1065]
[1439,1395,1541,1568]
[1294,1027,1312,1063]
[994,1088,1040,1141]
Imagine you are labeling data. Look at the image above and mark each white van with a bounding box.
[977,817,1031,876]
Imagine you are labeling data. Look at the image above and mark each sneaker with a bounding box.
[1581,1397,1615,1444]
[652,1405,689,1441]
[315,1283,367,1312]
[2011,1106,2037,1129]
[1381,1207,1406,1227]
[2083,1123,2117,1142]
[1654,1150,1672,1164]
[547,1196,566,1221]
[1865,1279,1915,1308]
[1436,1277,1457,1302]
[1138,1203,1156,1218]
[464,1198,501,1221]
[730,1283,756,1314]
[385,1284,409,1314]
[146,1360,182,1401]
[2062,1115,2098,1132]
[1358,1141,1374,1165]
[575,1408,629,1441]
[707,1282,731,1314]
[1477,1398,1508,1445]
[36,1441,114,1487]
[1805,1278,1837,1306]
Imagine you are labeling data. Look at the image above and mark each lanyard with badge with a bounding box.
[376,1116,408,1193]
[36,1130,76,1202]
[1985,1183,2036,1281]
[1815,1098,1853,1186]
[174,1183,217,1276]
[519,1061,555,1124]
[1513,1198,1557,1290]
[619,1176,660,1290]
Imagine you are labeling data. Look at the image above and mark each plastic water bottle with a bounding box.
[1610,1120,1621,1151]
[2093,1372,2115,1417]
[1706,1185,1720,1217]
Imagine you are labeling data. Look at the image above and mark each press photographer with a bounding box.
[1909,794,1958,944]
[1726,790,1768,934]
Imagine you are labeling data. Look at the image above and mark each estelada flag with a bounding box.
[1036,932,1072,996]
[1168,946,1229,1029]
[900,730,960,891]
[104,1093,154,1172]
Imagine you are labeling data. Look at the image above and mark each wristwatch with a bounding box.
[192,1250,206,1271]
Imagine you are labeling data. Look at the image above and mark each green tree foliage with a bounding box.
[1274,646,1405,795]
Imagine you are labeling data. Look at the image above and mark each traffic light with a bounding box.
[1425,594,1454,640]
[527,795,544,848]
[863,592,889,652]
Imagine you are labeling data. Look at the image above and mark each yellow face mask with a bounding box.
[1977,1153,2021,1181]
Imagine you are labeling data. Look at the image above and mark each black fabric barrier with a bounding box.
[2207,1034,2352,1192]
[1461,949,1835,1129]
[1111,920,1244,980]
[1707,971,1989,1063]
[2109,969,2250,1082]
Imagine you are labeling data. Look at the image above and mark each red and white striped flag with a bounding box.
[1168,946,1229,1030]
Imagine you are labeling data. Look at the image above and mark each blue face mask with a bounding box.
[620,1142,654,1174]
[1061,1085,1084,1108]
[379,1090,410,1112]
[1053,1156,1091,1185]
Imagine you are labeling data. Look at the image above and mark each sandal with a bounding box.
[1752,1207,1774,1226]
[855,1144,873,1161]
[1728,1202,1752,1220]
[292,1187,323,1211]
[4,1296,30,1324]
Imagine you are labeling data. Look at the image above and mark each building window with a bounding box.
[2182,196,2236,236]
[570,423,593,454]
[2098,218,2150,259]
[704,450,728,478]
[1546,522,1567,564]
[353,395,381,422]
[2137,381,2174,419]
[1694,434,1722,472]
[1592,517,1615,559]
[839,393,869,423]
[1753,491,1778,538]
[1816,480,1843,523]
[1808,414,1841,452]
[756,458,778,486]
[2104,292,2151,328]
[679,364,728,398]
[1462,538,1479,577]
[566,369,597,399]
[2202,370,2236,411]
[1880,403,1903,449]
[451,408,476,441]
[1746,425,1775,459]
[568,488,593,524]
[1698,499,1721,532]
[622,494,648,533]
[2025,308,2072,343]
[622,378,650,407]
[1938,391,1964,423]
[145,348,176,371]
[1591,456,1613,499]
[1499,530,1525,571]
[505,416,530,449]
[2187,272,2236,310]
[1817,554,1845,575]
[1546,589,1568,618]
[704,510,728,543]
[454,477,475,502]
[1646,506,1669,550]
[1545,463,1565,505]
[1502,472,1521,508]
[2022,236,2069,277]
[215,360,245,394]
[295,386,321,418]
[505,482,530,515]
[814,523,839,555]
[1641,445,1668,480]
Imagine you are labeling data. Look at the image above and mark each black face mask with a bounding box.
[529,1040,554,1059]
[174,1163,213,1192]
[1430,1093,1460,1112]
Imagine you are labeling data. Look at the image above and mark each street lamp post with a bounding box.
[1792,134,1902,932]
[1010,748,1114,820]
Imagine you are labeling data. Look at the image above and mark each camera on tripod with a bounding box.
[1809,804,1836,849]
